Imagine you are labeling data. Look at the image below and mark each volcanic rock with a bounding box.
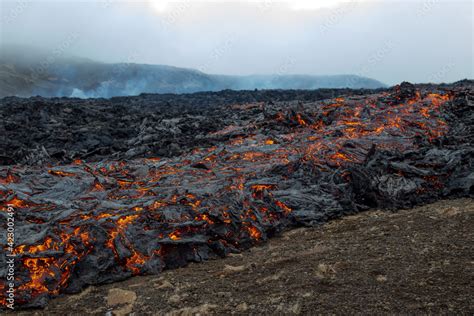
[0,82,473,309]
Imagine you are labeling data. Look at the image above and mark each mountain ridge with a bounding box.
[0,46,387,98]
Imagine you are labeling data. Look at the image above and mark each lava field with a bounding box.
[0,82,473,308]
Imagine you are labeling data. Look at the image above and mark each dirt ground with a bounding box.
[13,198,474,315]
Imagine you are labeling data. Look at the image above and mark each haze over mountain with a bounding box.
[2,1,471,88]
[0,46,386,98]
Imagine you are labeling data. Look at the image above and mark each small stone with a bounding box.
[289,302,302,314]
[376,275,388,282]
[236,302,248,312]
[155,280,174,289]
[228,253,243,258]
[168,294,181,304]
[106,288,137,307]
[223,264,247,273]
[106,288,137,316]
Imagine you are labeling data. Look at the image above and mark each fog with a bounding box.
[1,0,472,85]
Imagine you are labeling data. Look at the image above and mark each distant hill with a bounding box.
[0,46,386,98]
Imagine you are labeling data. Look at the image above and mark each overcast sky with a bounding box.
[1,0,472,85]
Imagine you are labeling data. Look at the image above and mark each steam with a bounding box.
[69,80,150,99]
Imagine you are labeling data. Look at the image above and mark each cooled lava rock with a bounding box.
[0,82,473,308]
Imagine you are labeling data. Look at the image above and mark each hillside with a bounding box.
[0,46,386,98]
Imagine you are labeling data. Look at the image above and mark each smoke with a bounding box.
[69,80,152,99]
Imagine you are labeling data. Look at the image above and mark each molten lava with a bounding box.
[1,85,472,309]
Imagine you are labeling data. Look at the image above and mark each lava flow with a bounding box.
[1,83,473,308]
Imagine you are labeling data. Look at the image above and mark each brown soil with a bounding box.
[13,199,474,315]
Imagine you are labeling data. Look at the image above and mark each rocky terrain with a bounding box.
[0,88,383,166]
[0,81,473,310]
[9,198,474,315]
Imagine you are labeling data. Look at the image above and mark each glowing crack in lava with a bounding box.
[0,85,472,308]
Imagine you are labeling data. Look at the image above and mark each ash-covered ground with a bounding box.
[0,81,473,309]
